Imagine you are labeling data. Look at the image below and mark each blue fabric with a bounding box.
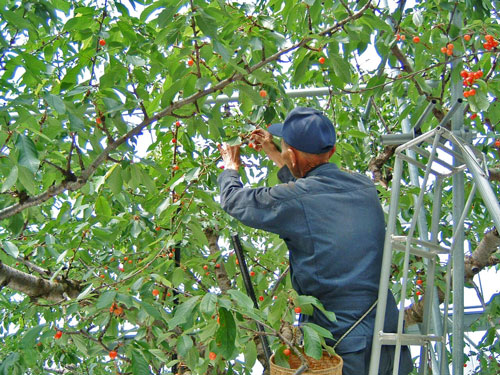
[218,163,413,374]
[268,107,336,154]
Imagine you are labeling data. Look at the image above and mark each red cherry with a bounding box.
[54,331,62,339]
[485,34,494,42]
[152,289,159,296]
[173,165,180,171]
[447,43,454,50]
[294,306,302,314]
[470,113,478,120]
[400,35,406,41]
[187,59,194,66]
[175,121,181,127]
[416,279,423,285]
[209,352,217,360]
[155,226,161,231]
[441,47,448,54]
[109,350,118,359]
[215,263,220,268]
[172,138,177,143]
[460,70,468,78]
[446,49,453,56]
[167,292,171,297]
[99,39,106,46]
[469,88,476,96]
[413,36,420,43]
[416,291,422,296]
[318,56,325,64]
[494,139,500,148]
[250,271,256,276]
[203,265,208,270]
[396,33,401,41]
[283,348,291,356]
[96,117,102,124]
[484,42,493,50]
[100,274,105,279]
[259,296,264,301]
[464,34,471,41]
[259,89,267,98]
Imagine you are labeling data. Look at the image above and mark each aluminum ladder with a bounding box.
[368,125,500,375]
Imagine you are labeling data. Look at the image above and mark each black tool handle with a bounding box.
[231,234,272,368]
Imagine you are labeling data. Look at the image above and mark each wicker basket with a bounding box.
[270,351,343,375]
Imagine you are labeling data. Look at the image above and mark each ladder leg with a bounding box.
[369,156,404,375]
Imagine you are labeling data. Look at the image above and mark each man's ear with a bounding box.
[288,147,298,168]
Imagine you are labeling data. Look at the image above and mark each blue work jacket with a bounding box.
[218,163,413,373]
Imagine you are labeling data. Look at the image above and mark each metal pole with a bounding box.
[368,156,404,375]
[450,9,465,374]
[231,234,272,368]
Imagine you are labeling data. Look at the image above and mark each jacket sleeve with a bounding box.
[217,169,298,236]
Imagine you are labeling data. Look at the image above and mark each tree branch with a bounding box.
[0,260,81,302]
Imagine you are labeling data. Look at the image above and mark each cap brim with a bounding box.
[267,123,284,137]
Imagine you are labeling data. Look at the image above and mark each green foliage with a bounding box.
[0,0,499,374]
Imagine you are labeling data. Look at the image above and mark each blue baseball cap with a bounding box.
[267,107,336,154]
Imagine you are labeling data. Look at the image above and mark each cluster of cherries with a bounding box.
[460,69,483,98]
[483,34,499,50]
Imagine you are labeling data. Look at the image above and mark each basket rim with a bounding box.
[269,351,343,374]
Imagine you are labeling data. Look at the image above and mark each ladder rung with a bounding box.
[378,332,445,346]
[391,236,450,257]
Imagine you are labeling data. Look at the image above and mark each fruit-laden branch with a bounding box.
[0,3,372,222]
[0,261,81,302]
[404,228,500,326]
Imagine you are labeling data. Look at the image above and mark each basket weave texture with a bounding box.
[270,351,343,375]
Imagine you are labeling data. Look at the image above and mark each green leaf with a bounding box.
[16,134,40,173]
[1,165,18,193]
[96,291,117,310]
[302,324,322,360]
[156,197,170,216]
[200,293,217,315]
[228,289,255,310]
[176,335,193,357]
[44,93,66,114]
[244,339,257,368]
[95,196,112,217]
[3,240,19,259]
[330,55,352,84]
[168,296,200,329]
[21,324,45,349]
[215,307,237,359]
[76,284,94,301]
[303,322,333,340]
[140,302,163,321]
[17,166,36,195]
[148,349,168,362]
[214,40,230,62]
[131,350,152,375]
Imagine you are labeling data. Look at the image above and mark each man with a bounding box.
[217,107,413,374]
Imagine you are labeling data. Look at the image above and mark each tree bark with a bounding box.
[0,261,81,302]
[205,228,232,294]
